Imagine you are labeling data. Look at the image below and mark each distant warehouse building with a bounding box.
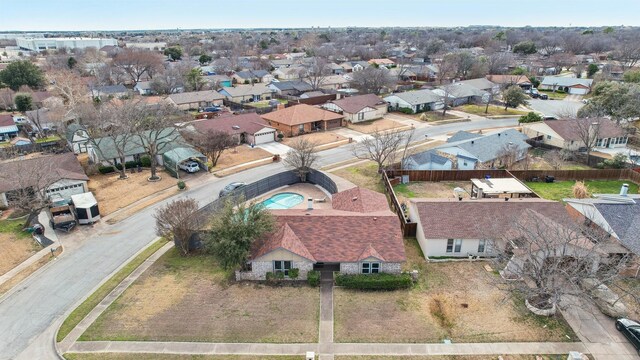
[16,37,117,51]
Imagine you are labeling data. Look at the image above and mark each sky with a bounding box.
[2,0,640,31]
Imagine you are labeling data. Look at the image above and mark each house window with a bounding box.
[358,112,365,121]
[446,239,454,253]
[298,124,304,132]
[273,260,291,276]
[361,262,380,274]
[478,239,486,253]
[595,139,602,147]
[546,135,552,140]
[454,239,462,253]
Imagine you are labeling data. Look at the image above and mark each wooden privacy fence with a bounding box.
[386,168,640,184]
[382,170,417,237]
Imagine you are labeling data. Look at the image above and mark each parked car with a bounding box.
[538,93,548,100]
[178,161,200,173]
[615,318,640,355]
[203,106,221,112]
[529,88,540,98]
[543,116,557,120]
[219,182,246,197]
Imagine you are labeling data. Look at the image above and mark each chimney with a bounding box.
[307,198,313,210]
[620,183,629,196]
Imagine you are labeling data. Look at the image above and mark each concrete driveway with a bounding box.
[528,98,584,118]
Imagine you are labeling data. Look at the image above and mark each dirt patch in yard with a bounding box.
[334,261,576,343]
[331,161,385,193]
[212,145,273,171]
[348,118,405,134]
[393,181,472,204]
[88,170,176,216]
[0,219,38,276]
[282,131,347,147]
[81,248,319,343]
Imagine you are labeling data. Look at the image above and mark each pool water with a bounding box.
[261,192,304,209]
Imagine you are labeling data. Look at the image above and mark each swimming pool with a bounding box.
[260,192,304,209]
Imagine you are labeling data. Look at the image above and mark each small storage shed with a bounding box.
[71,192,100,224]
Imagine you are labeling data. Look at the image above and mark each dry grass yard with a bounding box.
[332,161,385,193]
[64,355,305,360]
[88,170,176,216]
[334,240,576,344]
[212,145,273,171]
[336,356,580,360]
[348,118,405,133]
[80,248,319,343]
[0,219,38,276]
[393,181,472,203]
[282,131,347,147]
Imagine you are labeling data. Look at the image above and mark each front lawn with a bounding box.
[80,247,319,343]
[458,104,528,116]
[282,132,347,147]
[349,118,404,133]
[0,218,38,276]
[334,253,577,343]
[538,89,569,100]
[35,135,61,143]
[525,180,639,201]
[331,161,385,193]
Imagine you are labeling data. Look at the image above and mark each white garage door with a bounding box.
[569,87,588,95]
[254,131,275,145]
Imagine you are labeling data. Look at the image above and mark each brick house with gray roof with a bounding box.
[236,187,405,280]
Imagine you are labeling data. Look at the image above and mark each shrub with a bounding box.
[177,180,186,190]
[572,181,589,198]
[266,271,285,284]
[139,156,151,167]
[98,165,115,174]
[335,273,412,290]
[307,270,320,287]
[519,112,543,124]
[124,160,138,169]
[289,268,299,279]
[398,107,414,114]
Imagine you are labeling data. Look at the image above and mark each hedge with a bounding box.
[398,107,414,114]
[140,156,151,167]
[335,273,412,290]
[289,268,299,279]
[98,165,115,174]
[307,270,320,287]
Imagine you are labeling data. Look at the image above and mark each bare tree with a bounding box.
[0,157,58,225]
[572,117,601,164]
[46,69,89,114]
[544,150,569,170]
[305,57,329,90]
[485,52,514,74]
[154,198,201,256]
[435,53,458,84]
[0,88,15,110]
[493,209,626,310]
[283,138,318,182]
[352,129,408,173]
[495,142,525,169]
[150,64,188,95]
[113,48,163,85]
[185,129,236,167]
[350,67,395,95]
[614,39,640,70]
[132,104,186,181]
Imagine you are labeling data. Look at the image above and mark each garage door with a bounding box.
[254,131,275,145]
[569,87,588,95]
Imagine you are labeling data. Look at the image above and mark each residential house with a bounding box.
[403,150,453,170]
[232,70,273,84]
[319,75,351,90]
[0,152,89,207]
[340,61,369,72]
[326,62,344,75]
[0,114,19,141]
[485,74,532,90]
[261,104,345,137]
[31,91,63,108]
[457,78,499,93]
[539,76,594,95]
[434,83,489,106]
[219,84,273,103]
[407,198,571,258]
[368,58,396,68]
[237,187,405,280]
[89,84,129,100]
[133,81,154,96]
[65,123,90,154]
[383,89,444,113]
[435,129,531,170]
[166,90,225,110]
[322,94,388,123]
[299,91,326,99]
[565,193,640,273]
[268,81,314,96]
[188,113,276,145]
[25,108,59,134]
[272,65,308,80]
[522,118,627,151]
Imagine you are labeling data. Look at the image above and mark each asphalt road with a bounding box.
[0,116,517,360]
[528,98,584,118]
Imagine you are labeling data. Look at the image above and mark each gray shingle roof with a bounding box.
[91,128,186,161]
[387,89,441,105]
[406,149,450,166]
[541,76,593,88]
[594,202,640,255]
[447,131,481,143]
[269,80,313,92]
[438,129,530,163]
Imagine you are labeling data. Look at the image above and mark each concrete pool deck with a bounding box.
[254,183,334,210]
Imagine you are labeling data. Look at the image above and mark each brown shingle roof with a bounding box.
[261,104,343,126]
[486,74,532,85]
[191,113,274,136]
[253,223,317,261]
[0,114,13,127]
[332,187,390,214]
[0,153,89,193]
[329,94,386,114]
[410,198,570,239]
[543,118,625,141]
[252,209,405,262]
